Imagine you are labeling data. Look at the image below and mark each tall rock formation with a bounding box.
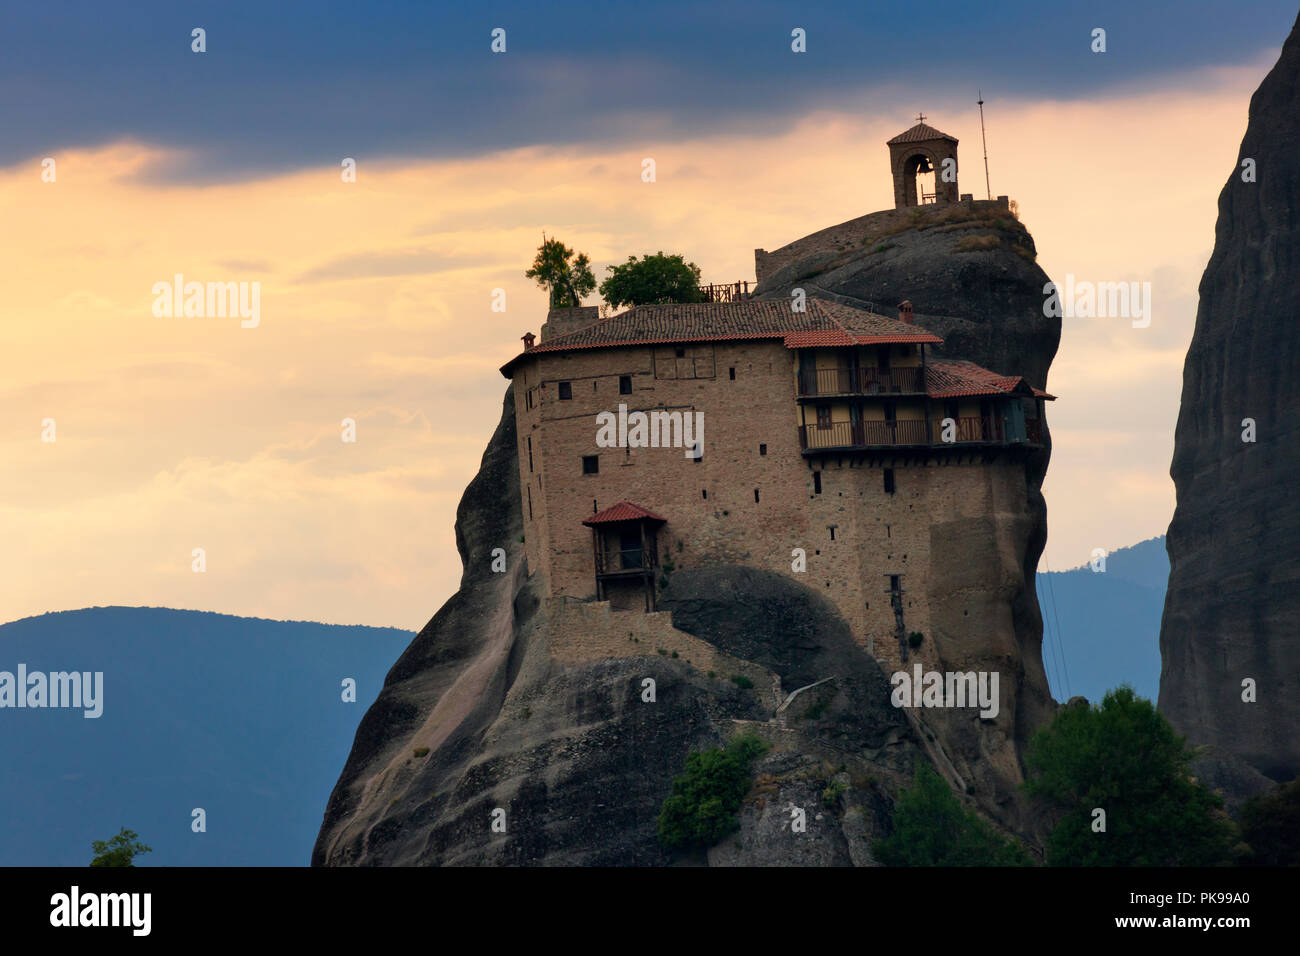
[315,211,1061,865]
[1158,11,1300,792]
[754,201,1061,782]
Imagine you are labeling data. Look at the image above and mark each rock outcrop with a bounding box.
[1158,11,1300,792]
[754,202,1062,824]
[315,209,1062,865]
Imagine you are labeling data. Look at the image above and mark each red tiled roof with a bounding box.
[501,300,941,375]
[582,501,668,526]
[887,122,958,145]
[925,361,1055,400]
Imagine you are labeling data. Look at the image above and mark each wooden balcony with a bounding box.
[797,366,926,397]
[799,416,1027,452]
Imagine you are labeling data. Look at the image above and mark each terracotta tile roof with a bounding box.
[501,300,941,375]
[925,360,1055,400]
[582,501,668,526]
[887,122,958,145]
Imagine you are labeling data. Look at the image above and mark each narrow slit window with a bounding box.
[527,486,532,520]
[702,489,708,499]
[813,471,822,495]
[829,526,836,541]
[754,488,760,503]
[759,443,767,456]
[729,367,736,380]
[527,435,533,473]
[890,575,900,591]
[884,468,896,494]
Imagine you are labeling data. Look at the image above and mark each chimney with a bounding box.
[521,332,536,350]
[898,299,914,324]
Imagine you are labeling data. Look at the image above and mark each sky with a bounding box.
[2,1,1295,629]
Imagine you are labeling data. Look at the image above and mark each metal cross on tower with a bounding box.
[915,112,926,123]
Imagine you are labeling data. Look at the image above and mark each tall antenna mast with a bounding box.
[977,90,991,200]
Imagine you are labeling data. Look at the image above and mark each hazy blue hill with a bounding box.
[1037,537,1168,704]
[0,606,413,866]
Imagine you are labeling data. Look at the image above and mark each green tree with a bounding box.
[873,762,1031,866]
[1237,776,1300,866]
[599,251,707,308]
[90,828,152,867]
[524,236,596,308]
[657,733,768,851]
[1024,686,1236,866]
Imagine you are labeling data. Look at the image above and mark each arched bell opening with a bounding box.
[903,152,938,206]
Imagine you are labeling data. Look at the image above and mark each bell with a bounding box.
[916,157,934,174]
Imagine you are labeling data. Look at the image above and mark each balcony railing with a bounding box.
[594,545,657,577]
[701,281,752,302]
[799,416,1017,452]
[797,366,925,397]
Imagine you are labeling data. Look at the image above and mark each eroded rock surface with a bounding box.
[1158,11,1300,790]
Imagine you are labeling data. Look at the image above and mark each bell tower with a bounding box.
[887,115,959,209]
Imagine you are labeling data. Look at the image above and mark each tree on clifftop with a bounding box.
[599,251,707,307]
[524,236,596,308]
[1024,686,1237,866]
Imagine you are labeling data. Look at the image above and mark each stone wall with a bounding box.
[546,597,773,690]
[512,339,1038,686]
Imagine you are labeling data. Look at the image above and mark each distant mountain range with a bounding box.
[1036,536,1168,705]
[0,607,413,866]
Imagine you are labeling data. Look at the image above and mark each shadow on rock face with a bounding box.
[660,565,910,750]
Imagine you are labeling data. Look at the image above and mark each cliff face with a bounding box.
[313,390,931,865]
[315,213,1062,866]
[1158,12,1300,790]
[755,205,1062,809]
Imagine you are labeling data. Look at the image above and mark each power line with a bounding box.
[1044,557,1072,699]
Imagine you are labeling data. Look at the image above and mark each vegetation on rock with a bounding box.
[599,251,706,307]
[524,236,595,307]
[1024,686,1237,866]
[1237,776,1300,866]
[657,732,768,851]
[873,763,1031,866]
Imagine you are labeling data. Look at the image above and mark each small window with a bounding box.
[527,435,533,473]
[816,405,831,428]
[675,347,686,358]
[754,488,760,503]
[884,468,896,494]
[527,486,532,520]
[829,526,836,541]
[702,489,708,499]
[619,375,632,394]
[558,381,573,400]
[890,575,901,591]
[729,367,736,380]
[759,443,767,456]
[593,380,597,391]
[813,471,822,495]
[582,455,598,475]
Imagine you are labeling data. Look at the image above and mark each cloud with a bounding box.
[0,56,1273,626]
